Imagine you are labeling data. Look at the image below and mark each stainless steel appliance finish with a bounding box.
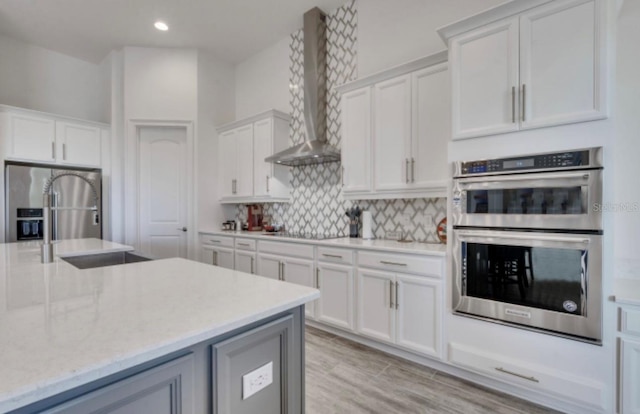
[451,148,604,343]
[452,147,603,231]
[452,228,602,342]
[265,8,340,167]
[5,163,102,243]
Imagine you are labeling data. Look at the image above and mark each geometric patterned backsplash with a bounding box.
[233,0,447,242]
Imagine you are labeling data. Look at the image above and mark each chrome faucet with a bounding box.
[41,172,100,263]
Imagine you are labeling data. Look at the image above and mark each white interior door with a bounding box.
[139,126,188,259]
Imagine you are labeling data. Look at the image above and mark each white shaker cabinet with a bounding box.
[201,245,234,270]
[357,269,396,343]
[218,110,290,203]
[234,250,256,274]
[446,0,606,140]
[1,106,105,167]
[340,87,372,193]
[316,262,355,331]
[338,52,449,199]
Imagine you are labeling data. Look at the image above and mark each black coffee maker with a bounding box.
[345,206,361,238]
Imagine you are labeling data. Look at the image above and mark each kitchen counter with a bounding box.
[0,239,319,412]
[614,278,640,306]
[199,229,447,256]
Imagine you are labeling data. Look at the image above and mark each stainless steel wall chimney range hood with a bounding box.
[265,7,340,167]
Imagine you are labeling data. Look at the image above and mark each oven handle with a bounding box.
[457,172,591,190]
[455,229,591,245]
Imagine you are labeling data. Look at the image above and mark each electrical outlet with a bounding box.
[386,230,402,240]
[242,362,273,400]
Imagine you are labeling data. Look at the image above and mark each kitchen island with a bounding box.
[0,239,319,413]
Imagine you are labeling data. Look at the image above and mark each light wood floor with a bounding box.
[305,326,561,414]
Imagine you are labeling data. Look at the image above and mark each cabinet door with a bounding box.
[201,245,215,265]
[412,64,450,190]
[235,124,254,198]
[55,121,101,167]
[206,246,234,270]
[519,0,605,130]
[373,75,412,191]
[253,118,273,197]
[316,263,354,331]
[235,250,256,274]
[257,253,281,280]
[212,315,296,414]
[282,257,315,319]
[450,18,520,139]
[396,275,441,357]
[341,87,372,193]
[621,338,640,414]
[45,355,194,414]
[8,114,56,162]
[356,269,395,344]
[219,130,237,198]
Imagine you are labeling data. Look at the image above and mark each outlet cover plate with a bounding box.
[242,361,273,400]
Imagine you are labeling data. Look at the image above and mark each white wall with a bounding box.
[357,0,504,76]
[613,0,640,279]
[197,51,236,231]
[123,47,198,120]
[0,34,110,123]
[234,36,290,119]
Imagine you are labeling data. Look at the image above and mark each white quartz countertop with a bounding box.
[614,278,640,306]
[0,239,319,412]
[199,229,446,256]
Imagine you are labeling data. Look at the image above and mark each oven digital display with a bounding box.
[503,158,535,169]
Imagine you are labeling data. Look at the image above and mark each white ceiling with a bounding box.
[0,0,348,64]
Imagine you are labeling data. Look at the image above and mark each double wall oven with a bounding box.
[452,148,603,343]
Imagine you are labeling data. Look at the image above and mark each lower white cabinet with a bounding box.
[235,250,256,274]
[45,355,194,414]
[201,245,234,270]
[621,338,640,414]
[357,268,441,357]
[257,252,315,318]
[316,262,354,331]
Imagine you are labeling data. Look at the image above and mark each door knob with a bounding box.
[177,227,187,232]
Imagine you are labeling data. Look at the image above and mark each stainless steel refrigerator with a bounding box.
[5,163,102,242]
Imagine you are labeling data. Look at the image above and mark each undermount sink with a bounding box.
[61,251,154,270]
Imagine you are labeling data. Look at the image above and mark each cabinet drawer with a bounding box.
[358,251,442,277]
[448,343,604,409]
[200,234,234,248]
[235,238,256,251]
[621,308,640,337]
[317,247,354,265]
[259,241,314,259]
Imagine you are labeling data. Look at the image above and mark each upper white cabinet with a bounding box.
[338,52,450,200]
[217,110,291,203]
[443,0,606,140]
[0,106,105,167]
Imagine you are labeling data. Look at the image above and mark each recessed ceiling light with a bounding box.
[154,21,169,31]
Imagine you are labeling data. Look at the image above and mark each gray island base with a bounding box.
[10,306,305,414]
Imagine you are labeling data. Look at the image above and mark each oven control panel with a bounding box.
[458,149,594,176]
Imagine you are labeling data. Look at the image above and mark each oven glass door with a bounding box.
[453,170,601,230]
[453,229,602,341]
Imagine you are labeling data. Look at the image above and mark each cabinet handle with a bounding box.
[238,243,251,247]
[495,367,539,383]
[395,281,399,309]
[52,142,56,159]
[380,260,407,267]
[322,253,343,259]
[281,262,285,281]
[411,158,415,183]
[266,175,270,193]
[341,166,345,187]
[250,257,254,274]
[405,159,409,183]
[62,143,66,160]
[316,268,320,288]
[389,280,394,309]
[213,251,218,266]
[511,86,516,123]
[522,84,526,122]
[209,239,221,243]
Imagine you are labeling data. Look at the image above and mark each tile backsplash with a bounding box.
[233,0,447,242]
